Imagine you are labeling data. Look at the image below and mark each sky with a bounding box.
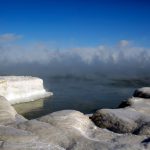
[0,0,150,77]
[0,0,150,47]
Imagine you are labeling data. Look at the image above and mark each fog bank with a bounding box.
[0,40,150,78]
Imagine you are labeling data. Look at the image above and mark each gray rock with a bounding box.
[0,141,64,150]
[38,110,120,141]
[0,125,37,143]
[14,110,116,149]
[133,87,150,98]
[0,82,150,149]
[0,108,149,150]
[91,97,150,135]
[15,114,28,123]
[0,121,64,150]
[136,123,150,135]
[38,110,97,136]
[14,110,149,150]
[14,119,74,148]
[0,96,17,125]
[91,108,139,133]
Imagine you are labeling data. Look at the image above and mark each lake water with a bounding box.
[14,75,149,119]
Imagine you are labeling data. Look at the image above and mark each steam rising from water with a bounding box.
[0,40,150,78]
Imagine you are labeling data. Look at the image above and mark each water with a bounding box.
[14,75,150,119]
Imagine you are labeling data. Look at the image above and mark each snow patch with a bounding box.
[0,76,53,104]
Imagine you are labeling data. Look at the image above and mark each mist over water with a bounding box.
[0,41,150,78]
[1,41,150,118]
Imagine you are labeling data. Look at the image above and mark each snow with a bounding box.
[0,76,53,104]
[0,83,149,149]
[137,87,150,94]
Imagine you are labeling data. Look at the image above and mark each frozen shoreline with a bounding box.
[0,76,149,150]
[0,76,53,104]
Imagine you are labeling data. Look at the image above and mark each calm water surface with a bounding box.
[14,76,147,119]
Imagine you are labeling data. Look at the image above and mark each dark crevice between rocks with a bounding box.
[142,137,150,143]
[141,137,150,149]
[117,100,131,108]
[0,141,5,148]
[66,142,77,150]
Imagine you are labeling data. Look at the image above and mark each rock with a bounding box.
[118,100,132,108]
[91,97,150,135]
[0,96,17,125]
[14,114,28,124]
[37,110,97,135]
[0,77,150,149]
[127,97,150,114]
[136,123,150,135]
[14,119,73,148]
[0,76,53,104]
[0,125,63,150]
[133,87,150,98]
[14,110,116,149]
[0,125,56,150]
[0,96,28,125]
[0,125,37,143]
[110,135,150,150]
[91,108,139,133]
[0,108,148,150]
[1,141,64,150]
[38,110,122,141]
[14,110,149,150]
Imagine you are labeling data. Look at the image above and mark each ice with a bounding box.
[0,76,53,104]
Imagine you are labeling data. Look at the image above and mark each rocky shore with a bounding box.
[0,77,149,150]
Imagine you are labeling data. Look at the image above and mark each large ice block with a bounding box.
[0,76,53,104]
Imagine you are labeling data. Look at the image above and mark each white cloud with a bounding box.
[118,40,129,47]
[0,38,150,77]
[0,33,22,42]
[0,40,149,65]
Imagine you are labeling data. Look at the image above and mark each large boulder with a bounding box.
[133,87,150,98]
[0,141,62,150]
[0,125,63,150]
[91,97,150,135]
[13,110,116,149]
[0,96,17,125]
[136,122,150,135]
[0,96,27,125]
[0,125,37,143]
[91,108,139,133]
[12,110,149,150]
[0,125,55,150]
[0,80,150,150]
[37,110,99,137]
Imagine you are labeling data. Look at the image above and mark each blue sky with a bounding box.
[0,0,150,49]
[0,0,150,77]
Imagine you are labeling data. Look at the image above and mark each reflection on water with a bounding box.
[13,99,45,118]
[13,76,148,119]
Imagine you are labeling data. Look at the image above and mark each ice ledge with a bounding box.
[0,76,53,104]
